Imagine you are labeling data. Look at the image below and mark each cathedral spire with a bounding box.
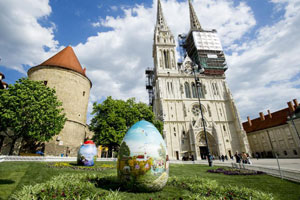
[156,0,169,30]
[188,0,202,31]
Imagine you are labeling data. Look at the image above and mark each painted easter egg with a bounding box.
[77,140,97,166]
[117,120,169,191]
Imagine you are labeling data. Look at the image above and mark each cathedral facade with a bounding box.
[146,0,250,160]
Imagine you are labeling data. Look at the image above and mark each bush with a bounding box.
[11,173,273,200]
[168,176,273,200]
[207,167,265,175]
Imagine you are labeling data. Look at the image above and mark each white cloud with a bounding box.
[226,0,300,120]
[76,0,255,116]
[110,5,118,12]
[0,0,60,74]
[4,0,297,125]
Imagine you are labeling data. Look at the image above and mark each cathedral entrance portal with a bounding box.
[196,131,218,159]
[199,146,208,159]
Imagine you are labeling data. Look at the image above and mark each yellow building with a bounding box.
[243,99,300,158]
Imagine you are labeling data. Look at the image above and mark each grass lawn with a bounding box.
[0,162,299,200]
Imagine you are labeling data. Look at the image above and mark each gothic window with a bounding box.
[198,84,204,98]
[223,125,226,131]
[167,82,170,93]
[184,82,191,98]
[192,82,197,98]
[215,83,219,95]
[164,50,169,69]
[170,82,173,94]
[208,105,211,117]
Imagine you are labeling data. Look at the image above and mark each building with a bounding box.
[0,72,8,89]
[28,46,92,156]
[243,99,300,158]
[146,0,250,160]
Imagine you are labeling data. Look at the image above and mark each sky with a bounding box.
[0,0,300,123]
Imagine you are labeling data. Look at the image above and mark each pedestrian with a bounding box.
[221,155,225,162]
[234,152,241,163]
[242,152,247,164]
[225,155,228,161]
[246,153,252,165]
[255,152,259,160]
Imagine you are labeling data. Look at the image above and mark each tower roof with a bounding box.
[188,0,202,31]
[156,0,169,31]
[38,46,86,76]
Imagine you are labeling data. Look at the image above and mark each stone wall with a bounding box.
[28,66,91,156]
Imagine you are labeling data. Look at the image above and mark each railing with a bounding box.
[1,156,299,183]
[0,156,117,162]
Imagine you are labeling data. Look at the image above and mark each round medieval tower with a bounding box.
[28,46,92,156]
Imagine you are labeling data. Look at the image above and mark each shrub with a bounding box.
[207,167,265,175]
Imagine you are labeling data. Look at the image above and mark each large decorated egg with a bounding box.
[117,120,169,191]
[77,140,97,166]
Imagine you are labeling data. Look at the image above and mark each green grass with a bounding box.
[0,162,299,200]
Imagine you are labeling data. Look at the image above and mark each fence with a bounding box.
[0,156,299,182]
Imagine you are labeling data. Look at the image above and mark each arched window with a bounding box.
[184,82,191,98]
[192,82,197,98]
[198,85,204,98]
[164,50,169,69]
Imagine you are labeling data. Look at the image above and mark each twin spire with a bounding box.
[156,0,202,32]
[156,0,169,30]
[188,0,202,31]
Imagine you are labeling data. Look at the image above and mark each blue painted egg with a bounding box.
[117,120,169,191]
[77,140,97,166]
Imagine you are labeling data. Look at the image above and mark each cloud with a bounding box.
[0,0,60,74]
[110,6,118,12]
[226,0,300,120]
[76,0,255,114]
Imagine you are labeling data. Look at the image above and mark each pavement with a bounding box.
[197,158,300,172]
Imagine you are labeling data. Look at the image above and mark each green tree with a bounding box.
[0,78,66,155]
[90,97,163,151]
[119,141,130,159]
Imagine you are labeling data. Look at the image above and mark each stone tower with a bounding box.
[148,0,250,160]
[28,46,92,156]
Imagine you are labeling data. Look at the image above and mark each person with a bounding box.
[242,152,247,164]
[191,154,194,161]
[66,147,71,157]
[221,155,225,162]
[255,152,259,160]
[234,152,241,163]
[246,153,252,164]
[225,155,228,161]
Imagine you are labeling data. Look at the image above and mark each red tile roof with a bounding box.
[38,46,86,76]
[242,108,291,133]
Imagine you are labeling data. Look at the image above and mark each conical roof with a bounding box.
[38,46,86,76]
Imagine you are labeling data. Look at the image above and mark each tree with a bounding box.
[90,97,163,151]
[0,78,66,155]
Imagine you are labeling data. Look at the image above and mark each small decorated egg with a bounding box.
[117,120,169,191]
[77,140,97,166]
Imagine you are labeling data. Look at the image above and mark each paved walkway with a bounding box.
[209,158,300,172]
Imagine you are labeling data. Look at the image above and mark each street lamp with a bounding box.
[191,62,213,167]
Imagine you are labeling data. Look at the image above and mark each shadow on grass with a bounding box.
[91,176,156,193]
[0,179,15,184]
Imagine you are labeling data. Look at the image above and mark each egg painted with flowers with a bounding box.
[117,120,169,191]
[77,140,97,166]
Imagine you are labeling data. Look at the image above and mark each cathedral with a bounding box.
[146,0,250,160]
